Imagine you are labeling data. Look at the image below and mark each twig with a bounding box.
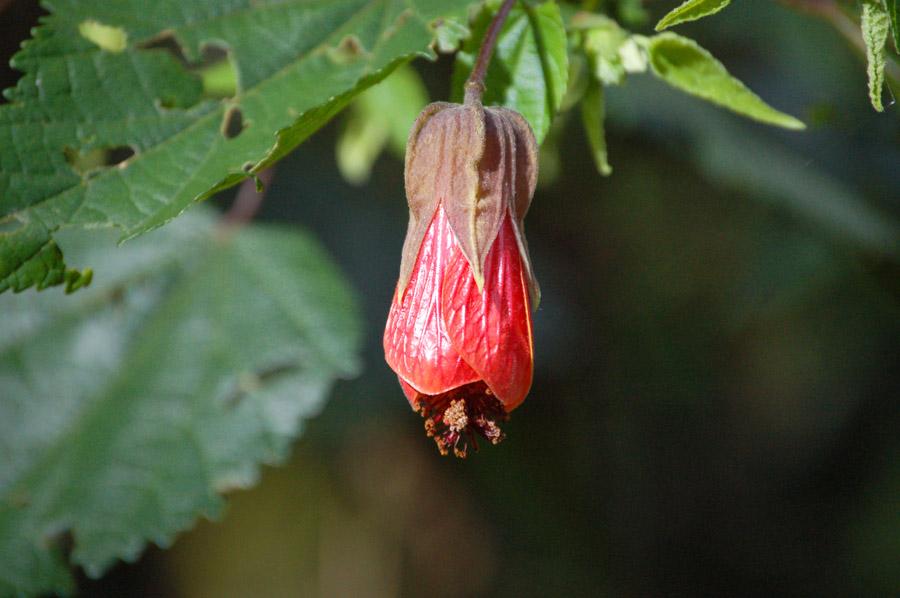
[464,0,518,105]
[222,168,275,227]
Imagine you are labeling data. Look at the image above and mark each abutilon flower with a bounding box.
[383,97,539,457]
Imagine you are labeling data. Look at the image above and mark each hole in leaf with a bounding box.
[105,146,136,165]
[221,107,244,139]
[197,48,238,98]
[157,95,179,109]
[79,20,127,53]
[65,145,136,174]
[242,162,255,173]
[136,34,207,109]
[139,33,189,65]
[140,35,237,99]
[328,35,367,65]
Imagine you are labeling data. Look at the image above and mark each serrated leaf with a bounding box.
[655,0,731,31]
[646,33,805,130]
[0,0,474,294]
[336,64,429,185]
[452,0,569,143]
[862,0,891,112]
[0,208,362,595]
[581,81,612,176]
[433,17,471,53]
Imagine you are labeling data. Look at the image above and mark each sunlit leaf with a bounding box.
[645,33,805,130]
[655,0,731,32]
[0,0,474,293]
[77,20,127,52]
[861,0,890,111]
[0,209,362,595]
[452,0,569,143]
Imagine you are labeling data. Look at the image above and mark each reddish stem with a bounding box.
[464,0,517,105]
[222,167,275,227]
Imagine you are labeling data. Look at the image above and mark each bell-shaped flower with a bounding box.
[384,98,539,457]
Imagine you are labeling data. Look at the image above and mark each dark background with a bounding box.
[3,1,899,596]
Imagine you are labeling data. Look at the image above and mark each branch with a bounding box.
[221,168,275,228]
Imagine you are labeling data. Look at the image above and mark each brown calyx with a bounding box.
[416,382,508,458]
[398,99,540,307]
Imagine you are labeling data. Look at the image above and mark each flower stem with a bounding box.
[222,167,275,228]
[464,0,517,105]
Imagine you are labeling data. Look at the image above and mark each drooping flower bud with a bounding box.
[383,96,539,457]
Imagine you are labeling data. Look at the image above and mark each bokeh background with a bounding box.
[3,0,899,596]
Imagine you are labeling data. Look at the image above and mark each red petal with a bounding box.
[441,213,533,411]
[384,205,480,396]
[397,377,421,408]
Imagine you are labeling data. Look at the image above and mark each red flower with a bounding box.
[383,99,539,457]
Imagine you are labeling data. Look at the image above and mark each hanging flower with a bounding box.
[383,98,539,457]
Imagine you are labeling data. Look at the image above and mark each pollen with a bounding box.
[475,415,502,445]
[414,382,508,458]
[443,400,468,432]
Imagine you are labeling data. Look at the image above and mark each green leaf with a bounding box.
[581,81,612,176]
[887,0,900,53]
[336,64,429,185]
[0,208,362,595]
[645,32,805,130]
[861,0,891,112]
[655,0,731,32]
[572,13,646,88]
[0,0,474,294]
[452,0,569,143]
[577,14,629,86]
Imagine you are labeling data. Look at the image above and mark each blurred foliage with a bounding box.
[336,65,429,185]
[0,209,362,594]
